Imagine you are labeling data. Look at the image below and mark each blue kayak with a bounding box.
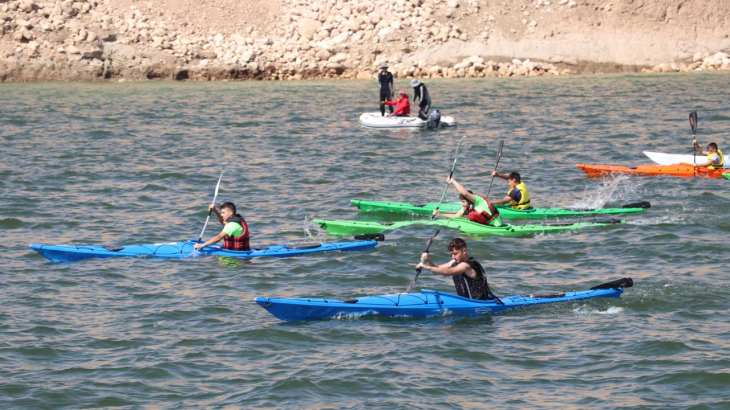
[255,278,633,321]
[30,239,378,262]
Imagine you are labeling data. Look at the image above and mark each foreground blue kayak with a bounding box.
[30,239,379,262]
[255,278,633,321]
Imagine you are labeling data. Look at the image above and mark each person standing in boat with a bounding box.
[693,141,724,169]
[489,171,533,210]
[410,78,431,120]
[432,177,503,227]
[415,238,498,300]
[378,62,394,116]
[194,202,250,251]
[381,89,411,117]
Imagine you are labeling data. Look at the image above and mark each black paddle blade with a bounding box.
[590,277,634,290]
[354,233,386,242]
[622,201,651,209]
[689,111,698,135]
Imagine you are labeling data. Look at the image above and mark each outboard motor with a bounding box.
[426,109,441,129]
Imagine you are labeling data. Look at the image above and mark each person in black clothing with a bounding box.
[410,78,431,120]
[378,62,394,116]
[415,238,497,300]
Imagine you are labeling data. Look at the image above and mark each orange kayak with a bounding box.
[576,163,728,178]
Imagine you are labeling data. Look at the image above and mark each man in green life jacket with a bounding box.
[693,141,724,169]
[194,202,250,251]
[432,177,503,227]
[490,171,533,210]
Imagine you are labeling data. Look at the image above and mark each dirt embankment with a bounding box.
[1,0,729,82]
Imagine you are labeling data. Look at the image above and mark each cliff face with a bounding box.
[1,0,729,82]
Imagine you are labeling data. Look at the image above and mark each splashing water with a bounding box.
[302,213,329,243]
[569,174,639,209]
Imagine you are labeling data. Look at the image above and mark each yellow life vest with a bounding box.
[707,149,724,170]
[508,182,531,210]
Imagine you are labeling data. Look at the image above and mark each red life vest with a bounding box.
[464,196,500,225]
[223,215,250,251]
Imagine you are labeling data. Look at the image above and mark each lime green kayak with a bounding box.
[313,217,624,236]
[724,173,730,180]
[351,199,650,220]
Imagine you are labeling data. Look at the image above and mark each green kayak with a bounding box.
[724,173,730,180]
[351,199,650,220]
[313,217,624,236]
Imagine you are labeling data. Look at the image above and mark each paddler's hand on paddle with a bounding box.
[416,252,433,269]
[446,176,454,184]
[194,243,205,250]
[432,209,440,217]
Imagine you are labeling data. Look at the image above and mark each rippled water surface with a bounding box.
[2,74,730,408]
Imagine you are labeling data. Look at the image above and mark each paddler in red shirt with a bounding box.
[381,89,411,117]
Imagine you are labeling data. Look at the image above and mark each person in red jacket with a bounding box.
[381,90,411,117]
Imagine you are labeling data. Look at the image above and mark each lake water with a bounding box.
[1,73,729,408]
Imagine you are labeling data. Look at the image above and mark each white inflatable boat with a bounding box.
[359,112,457,129]
[643,151,708,165]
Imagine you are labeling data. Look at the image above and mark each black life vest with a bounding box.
[464,196,500,225]
[223,214,250,251]
[451,257,495,300]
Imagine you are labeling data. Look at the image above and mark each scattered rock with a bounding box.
[0,0,728,82]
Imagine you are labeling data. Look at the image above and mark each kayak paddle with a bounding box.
[689,111,698,176]
[406,229,439,293]
[432,135,467,220]
[197,171,225,244]
[486,139,504,197]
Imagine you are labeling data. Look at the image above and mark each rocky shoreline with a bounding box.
[1,0,729,82]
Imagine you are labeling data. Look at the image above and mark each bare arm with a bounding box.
[432,208,465,219]
[194,230,226,249]
[694,141,708,156]
[491,195,513,205]
[491,171,510,180]
[448,177,476,203]
[693,143,714,166]
[417,261,476,277]
[208,204,225,225]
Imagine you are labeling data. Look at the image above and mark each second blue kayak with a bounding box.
[255,278,633,321]
[30,239,379,262]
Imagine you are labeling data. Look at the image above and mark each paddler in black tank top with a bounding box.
[415,238,497,300]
